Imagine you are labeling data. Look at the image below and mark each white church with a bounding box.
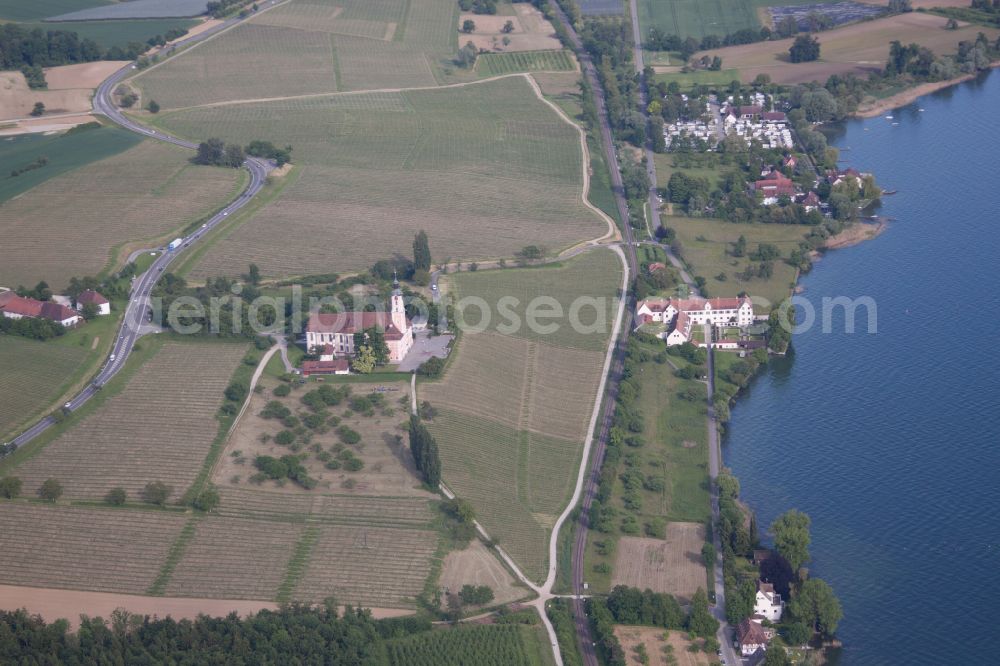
[305,281,414,363]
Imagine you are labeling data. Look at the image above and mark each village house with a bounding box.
[0,290,81,327]
[636,296,755,346]
[76,290,110,316]
[736,618,771,657]
[305,280,413,363]
[752,170,798,205]
[799,190,821,212]
[826,167,864,190]
[301,345,351,377]
[754,581,785,622]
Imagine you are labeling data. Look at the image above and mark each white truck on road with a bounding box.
[168,238,184,251]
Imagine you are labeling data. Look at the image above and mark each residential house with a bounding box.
[754,581,784,622]
[736,619,770,657]
[762,111,786,124]
[799,191,821,212]
[753,170,797,205]
[305,281,413,363]
[739,105,762,119]
[0,290,81,327]
[782,155,797,169]
[76,290,110,316]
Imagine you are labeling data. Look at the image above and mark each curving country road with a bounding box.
[10,13,273,450]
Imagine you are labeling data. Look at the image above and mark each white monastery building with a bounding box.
[636,296,755,346]
[305,281,413,363]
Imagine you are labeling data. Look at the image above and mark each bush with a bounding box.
[104,487,126,506]
[273,384,290,397]
[337,425,361,444]
[141,481,172,506]
[275,430,296,446]
[0,476,22,499]
[192,486,220,512]
[458,584,494,605]
[38,478,62,502]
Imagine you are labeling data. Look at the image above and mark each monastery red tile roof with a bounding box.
[306,311,407,341]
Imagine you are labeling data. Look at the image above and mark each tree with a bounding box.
[771,509,811,572]
[686,588,718,637]
[462,19,476,33]
[459,584,494,605]
[781,621,811,646]
[501,20,514,33]
[39,478,63,502]
[945,18,959,30]
[141,481,172,506]
[148,99,160,113]
[195,138,226,166]
[456,41,478,68]
[80,303,99,321]
[192,486,220,512]
[413,230,431,272]
[351,344,376,374]
[763,644,791,666]
[119,93,137,108]
[246,263,261,285]
[888,0,912,12]
[104,487,127,506]
[30,102,45,117]
[789,577,843,636]
[0,476,22,499]
[408,416,442,487]
[224,143,245,167]
[789,35,820,63]
[353,326,389,366]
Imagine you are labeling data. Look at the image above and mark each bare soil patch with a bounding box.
[460,4,561,52]
[439,540,527,608]
[0,113,97,136]
[612,524,707,604]
[44,61,126,90]
[614,626,718,666]
[695,13,999,85]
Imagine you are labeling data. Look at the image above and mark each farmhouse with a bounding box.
[76,290,110,316]
[305,281,413,363]
[0,290,81,327]
[753,170,798,205]
[636,296,755,347]
[736,618,771,657]
[754,580,784,622]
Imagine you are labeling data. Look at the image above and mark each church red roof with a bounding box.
[306,311,407,340]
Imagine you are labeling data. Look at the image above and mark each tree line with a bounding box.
[409,415,442,488]
[195,138,293,167]
[0,23,153,71]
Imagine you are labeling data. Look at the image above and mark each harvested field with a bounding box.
[461,4,562,53]
[612,525,707,604]
[293,524,438,608]
[137,23,339,109]
[165,517,305,600]
[447,248,623,351]
[215,378,433,499]
[477,50,575,76]
[614,626,717,666]
[150,76,606,280]
[14,341,248,502]
[695,13,1000,85]
[0,503,186,595]
[422,333,605,443]
[0,139,242,289]
[439,540,526,607]
[217,486,434,526]
[0,71,90,120]
[43,61,126,90]
[429,409,582,581]
[0,336,86,440]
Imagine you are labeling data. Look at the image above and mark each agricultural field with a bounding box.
[0,336,87,441]
[667,215,806,309]
[215,377,431,498]
[612,525,707,604]
[23,18,202,50]
[694,12,1000,85]
[460,3,562,54]
[614,626,719,666]
[0,503,187,594]
[135,0,457,108]
[292,523,438,608]
[386,624,555,666]
[45,0,208,21]
[0,129,139,204]
[423,250,624,581]
[635,0,821,41]
[12,340,248,502]
[149,76,608,281]
[651,68,741,90]
[164,516,305,600]
[0,0,108,22]
[477,50,575,76]
[579,0,623,17]
[0,139,243,289]
[439,540,526,607]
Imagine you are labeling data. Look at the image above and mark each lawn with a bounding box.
[23,18,201,50]
[693,12,1000,85]
[423,249,624,581]
[0,126,141,205]
[149,76,608,281]
[666,215,807,310]
[0,139,244,289]
[0,336,87,441]
[0,0,108,22]
[11,339,249,503]
[652,153,725,191]
[652,68,740,90]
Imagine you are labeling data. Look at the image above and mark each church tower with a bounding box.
[391,273,406,333]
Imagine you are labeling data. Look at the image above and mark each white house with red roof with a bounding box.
[736,619,770,657]
[76,290,110,316]
[753,170,798,205]
[305,282,413,363]
[0,290,81,327]
[636,296,754,346]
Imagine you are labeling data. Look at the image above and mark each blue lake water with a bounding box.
[723,71,1000,665]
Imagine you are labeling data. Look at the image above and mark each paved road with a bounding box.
[9,13,273,450]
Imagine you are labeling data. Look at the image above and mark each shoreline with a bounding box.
[852,65,999,118]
